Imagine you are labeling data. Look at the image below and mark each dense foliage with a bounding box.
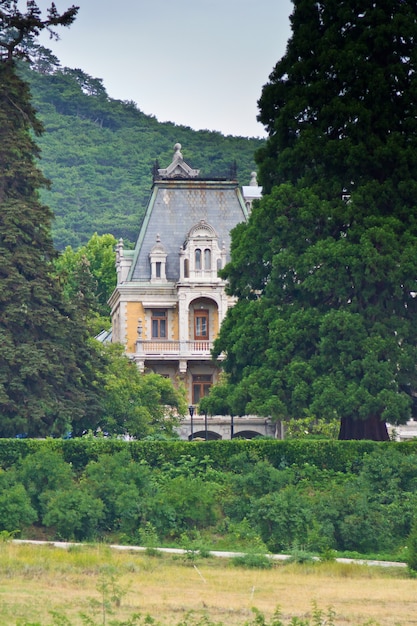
[209,0,417,440]
[0,5,184,439]
[54,232,117,334]
[18,47,263,250]
[0,3,108,438]
[92,343,186,440]
[0,439,416,559]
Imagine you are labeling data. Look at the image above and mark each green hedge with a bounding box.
[0,438,416,472]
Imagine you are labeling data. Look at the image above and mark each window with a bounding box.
[192,374,212,404]
[155,262,161,278]
[194,309,208,339]
[184,258,189,278]
[151,310,167,338]
[204,248,211,270]
[195,248,201,270]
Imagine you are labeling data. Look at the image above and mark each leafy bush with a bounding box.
[42,486,104,540]
[143,475,222,537]
[16,448,74,517]
[253,486,313,553]
[82,451,154,534]
[231,551,272,569]
[0,471,36,531]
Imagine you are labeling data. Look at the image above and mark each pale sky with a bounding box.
[33,0,293,138]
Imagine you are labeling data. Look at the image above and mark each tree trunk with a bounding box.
[338,415,389,441]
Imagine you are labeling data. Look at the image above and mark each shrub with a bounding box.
[42,486,104,540]
[232,552,272,569]
[82,451,153,534]
[253,486,313,553]
[0,471,37,531]
[16,448,74,517]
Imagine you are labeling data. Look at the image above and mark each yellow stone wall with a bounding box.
[171,306,179,340]
[126,302,145,353]
[212,306,219,338]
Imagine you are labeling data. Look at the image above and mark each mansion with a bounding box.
[108,144,275,439]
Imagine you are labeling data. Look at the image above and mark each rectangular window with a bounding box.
[151,310,167,338]
[194,310,208,339]
[192,374,212,404]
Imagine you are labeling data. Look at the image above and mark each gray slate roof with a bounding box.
[129,146,248,282]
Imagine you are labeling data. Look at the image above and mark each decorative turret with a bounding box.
[242,171,262,212]
[115,238,133,284]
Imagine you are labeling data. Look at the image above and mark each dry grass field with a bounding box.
[0,543,416,625]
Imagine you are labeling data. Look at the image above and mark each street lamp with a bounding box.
[188,405,194,441]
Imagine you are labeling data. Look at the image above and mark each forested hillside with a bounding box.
[21,54,263,249]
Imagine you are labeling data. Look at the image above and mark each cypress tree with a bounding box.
[0,2,104,437]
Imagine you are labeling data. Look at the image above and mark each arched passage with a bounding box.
[189,430,222,441]
[232,430,264,440]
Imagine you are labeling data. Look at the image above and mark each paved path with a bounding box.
[12,539,406,568]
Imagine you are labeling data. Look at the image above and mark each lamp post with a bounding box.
[188,405,194,441]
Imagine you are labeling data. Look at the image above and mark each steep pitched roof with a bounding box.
[128,145,248,282]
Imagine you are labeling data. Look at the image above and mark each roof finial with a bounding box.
[250,172,258,186]
[158,143,200,179]
[173,143,183,159]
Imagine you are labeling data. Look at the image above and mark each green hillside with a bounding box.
[22,58,263,249]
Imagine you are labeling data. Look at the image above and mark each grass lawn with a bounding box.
[0,542,416,625]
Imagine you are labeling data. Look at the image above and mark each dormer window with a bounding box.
[179,220,226,282]
[149,234,167,282]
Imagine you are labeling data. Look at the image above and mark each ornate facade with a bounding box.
[109,144,257,409]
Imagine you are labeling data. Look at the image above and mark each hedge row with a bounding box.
[0,437,416,472]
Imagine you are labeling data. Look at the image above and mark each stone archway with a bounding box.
[232,430,265,440]
[190,430,222,441]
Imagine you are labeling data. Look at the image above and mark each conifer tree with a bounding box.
[0,2,105,437]
[212,0,417,440]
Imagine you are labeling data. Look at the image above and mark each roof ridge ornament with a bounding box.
[173,143,183,159]
[157,143,200,179]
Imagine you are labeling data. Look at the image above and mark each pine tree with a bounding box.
[0,2,105,437]
[213,1,417,440]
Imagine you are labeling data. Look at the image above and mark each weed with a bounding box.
[231,552,272,569]
[286,549,316,565]
[0,529,20,542]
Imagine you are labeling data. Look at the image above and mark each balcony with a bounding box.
[136,339,213,359]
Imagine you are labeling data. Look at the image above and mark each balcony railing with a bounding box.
[136,340,213,358]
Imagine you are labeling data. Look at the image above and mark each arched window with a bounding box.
[204,248,211,270]
[195,248,201,270]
